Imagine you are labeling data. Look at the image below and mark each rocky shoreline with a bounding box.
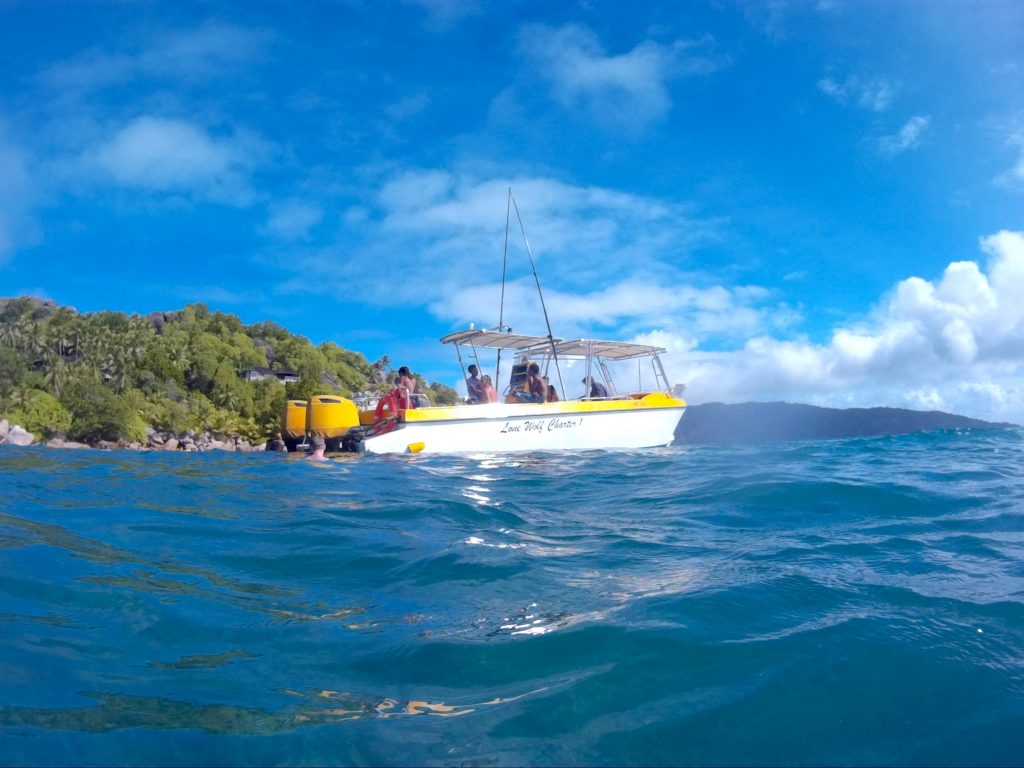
[0,419,267,452]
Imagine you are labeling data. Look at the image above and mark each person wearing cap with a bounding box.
[583,376,608,399]
[306,434,327,460]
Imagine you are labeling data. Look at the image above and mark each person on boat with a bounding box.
[583,376,608,399]
[398,366,418,408]
[466,364,484,404]
[306,434,327,460]
[515,363,547,403]
[544,376,559,402]
[481,374,498,403]
[389,376,411,410]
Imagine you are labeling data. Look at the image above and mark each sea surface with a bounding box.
[1,429,1023,767]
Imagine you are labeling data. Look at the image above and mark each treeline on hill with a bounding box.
[0,297,459,445]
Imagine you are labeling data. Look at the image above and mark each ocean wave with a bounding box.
[1,430,1023,765]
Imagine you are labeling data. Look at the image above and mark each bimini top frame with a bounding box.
[531,338,666,361]
[441,327,565,398]
[441,329,673,400]
[522,338,672,398]
[440,328,560,351]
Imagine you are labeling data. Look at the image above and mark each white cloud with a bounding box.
[0,126,42,264]
[518,24,722,131]
[277,170,724,322]
[269,165,1024,422]
[818,75,898,112]
[741,0,801,41]
[429,277,798,342]
[39,22,269,92]
[172,285,263,305]
[264,199,323,241]
[659,231,1024,423]
[996,129,1024,189]
[385,93,432,121]
[878,115,930,156]
[86,116,265,204]
[274,169,811,385]
[407,0,481,29]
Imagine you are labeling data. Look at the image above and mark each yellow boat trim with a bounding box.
[401,392,685,423]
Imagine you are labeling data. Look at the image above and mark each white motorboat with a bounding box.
[342,330,686,454]
[298,190,687,454]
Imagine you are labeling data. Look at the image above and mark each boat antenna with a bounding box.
[510,191,565,400]
[495,188,512,387]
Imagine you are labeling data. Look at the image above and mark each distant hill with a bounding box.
[676,402,1018,444]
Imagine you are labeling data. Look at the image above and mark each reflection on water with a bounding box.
[147,650,259,670]
[0,685,549,733]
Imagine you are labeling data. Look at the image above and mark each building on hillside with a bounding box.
[240,367,300,384]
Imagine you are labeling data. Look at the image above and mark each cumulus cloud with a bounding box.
[429,277,798,342]
[85,116,265,204]
[817,75,898,112]
[277,169,727,321]
[518,24,722,131]
[268,164,1024,422]
[878,115,930,156]
[660,231,1024,423]
[273,169,811,383]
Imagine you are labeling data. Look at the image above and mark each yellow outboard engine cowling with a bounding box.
[306,394,361,450]
[281,400,308,451]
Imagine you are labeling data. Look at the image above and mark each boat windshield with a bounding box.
[525,338,671,398]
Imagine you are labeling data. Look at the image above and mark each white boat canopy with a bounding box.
[530,339,667,361]
[441,328,674,399]
[440,328,560,351]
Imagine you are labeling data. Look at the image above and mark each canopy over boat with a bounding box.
[441,328,674,398]
[533,338,666,361]
[440,330,663,359]
[440,328,559,351]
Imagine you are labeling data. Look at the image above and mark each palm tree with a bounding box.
[10,385,32,411]
[105,347,130,392]
[23,321,46,360]
[169,341,190,375]
[52,323,73,360]
[0,321,19,350]
[13,318,32,355]
[44,359,69,398]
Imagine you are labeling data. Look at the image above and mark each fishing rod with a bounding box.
[510,191,565,401]
[494,189,512,388]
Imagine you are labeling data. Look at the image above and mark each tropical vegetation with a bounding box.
[0,297,459,444]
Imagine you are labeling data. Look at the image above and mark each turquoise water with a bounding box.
[1,430,1022,766]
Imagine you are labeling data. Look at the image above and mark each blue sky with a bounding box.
[1,1,1023,420]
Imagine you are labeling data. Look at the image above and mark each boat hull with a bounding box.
[359,399,686,454]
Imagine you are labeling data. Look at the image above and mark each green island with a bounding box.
[0,296,459,450]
